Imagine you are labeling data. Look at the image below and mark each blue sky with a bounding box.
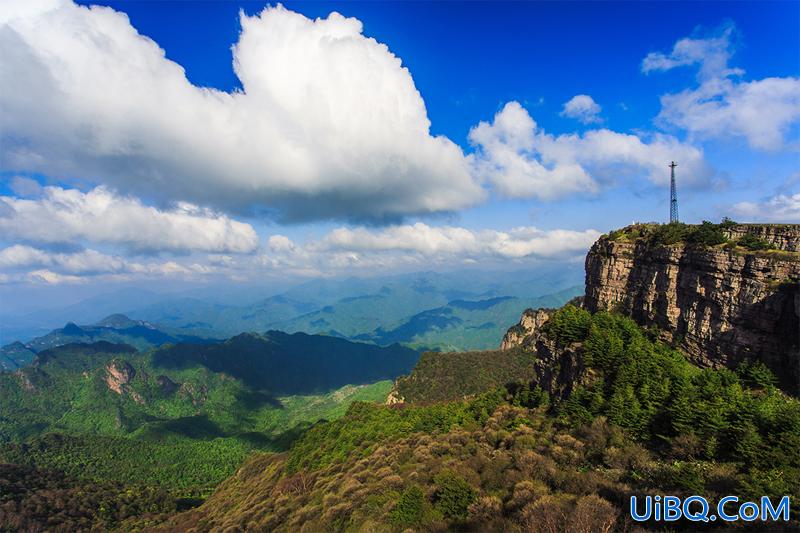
[0,0,798,305]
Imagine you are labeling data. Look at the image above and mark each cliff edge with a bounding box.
[584,222,799,392]
[502,222,800,393]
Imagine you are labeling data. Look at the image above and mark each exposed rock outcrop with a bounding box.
[384,386,404,405]
[584,224,800,392]
[723,224,800,252]
[105,360,136,395]
[500,308,553,350]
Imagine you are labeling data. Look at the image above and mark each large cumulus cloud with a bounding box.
[469,102,710,200]
[0,1,484,222]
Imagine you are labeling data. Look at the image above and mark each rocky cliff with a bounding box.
[502,223,800,393]
[499,308,553,350]
[584,223,800,392]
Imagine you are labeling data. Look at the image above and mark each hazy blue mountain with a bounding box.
[129,295,318,337]
[353,286,583,351]
[0,342,36,371]
[0,288,167,344]
[123,266,584,350]
[0,315,216,370]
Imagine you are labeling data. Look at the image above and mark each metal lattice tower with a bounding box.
[669,161,679,223]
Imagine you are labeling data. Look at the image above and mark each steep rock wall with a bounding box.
[500,308,553,350]
[584,228,800,392]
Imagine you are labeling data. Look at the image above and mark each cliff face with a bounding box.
[584,225,800,392]
[500,308,553,350]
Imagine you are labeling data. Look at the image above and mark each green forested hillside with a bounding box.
[393,349,539,403]
[0,463,177,532]
[0,333,413,506]
[0,342,35,371]
[154,308,800,532]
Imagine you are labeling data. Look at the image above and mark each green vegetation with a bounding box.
[0,342,35,371]
[394,349,539,403]
[606,220,788,257]
[0,336,413,442]
[0,367,391,494]
[0,334,406,519]
[548,306,800,473]
[736,232,775,251]
[0,434,252,497]
[152,306,800,532]
[648,220,727,246]
[159,391,799,531]
[0,463,176,531]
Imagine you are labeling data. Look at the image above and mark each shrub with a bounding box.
[518,494,573,533]
[737,360,778,389]
[433,470,476,520]
[571,494,617,533]
[685,221,727,246]
[389,485,427,527]
[737,233,775,251]
[648,220,729,247]
[467,495,502,523]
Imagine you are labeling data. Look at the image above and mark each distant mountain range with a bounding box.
[128,270,584,352]
[0,315,214,371]
[2,267,584,348]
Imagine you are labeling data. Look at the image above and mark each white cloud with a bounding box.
[0,244,218,284]
[657,76,800,151]
[0,185,258,253]
[468,101,709,199]
[0,1,483,222]
[314,222,601,260]
[25,270,86,285]
[645,22,800,151]
[560,94,602,124]
[731,193,800,222]
[235,223,603,279]
[0,222,602,284]
[642,23,740,80]
[0,245,125,274]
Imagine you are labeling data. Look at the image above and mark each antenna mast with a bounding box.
[669,161,679,223]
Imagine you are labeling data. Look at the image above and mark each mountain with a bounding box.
[0,332,418,516]
[0,342,36,371]
[0,287,167,344]
[155,302,800,531]
[151,330,420,394]
[125,268,584,348]
[146,223,800,532]
[354,287,582,351]
[0,333,418,442]
[0,314,215,371]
